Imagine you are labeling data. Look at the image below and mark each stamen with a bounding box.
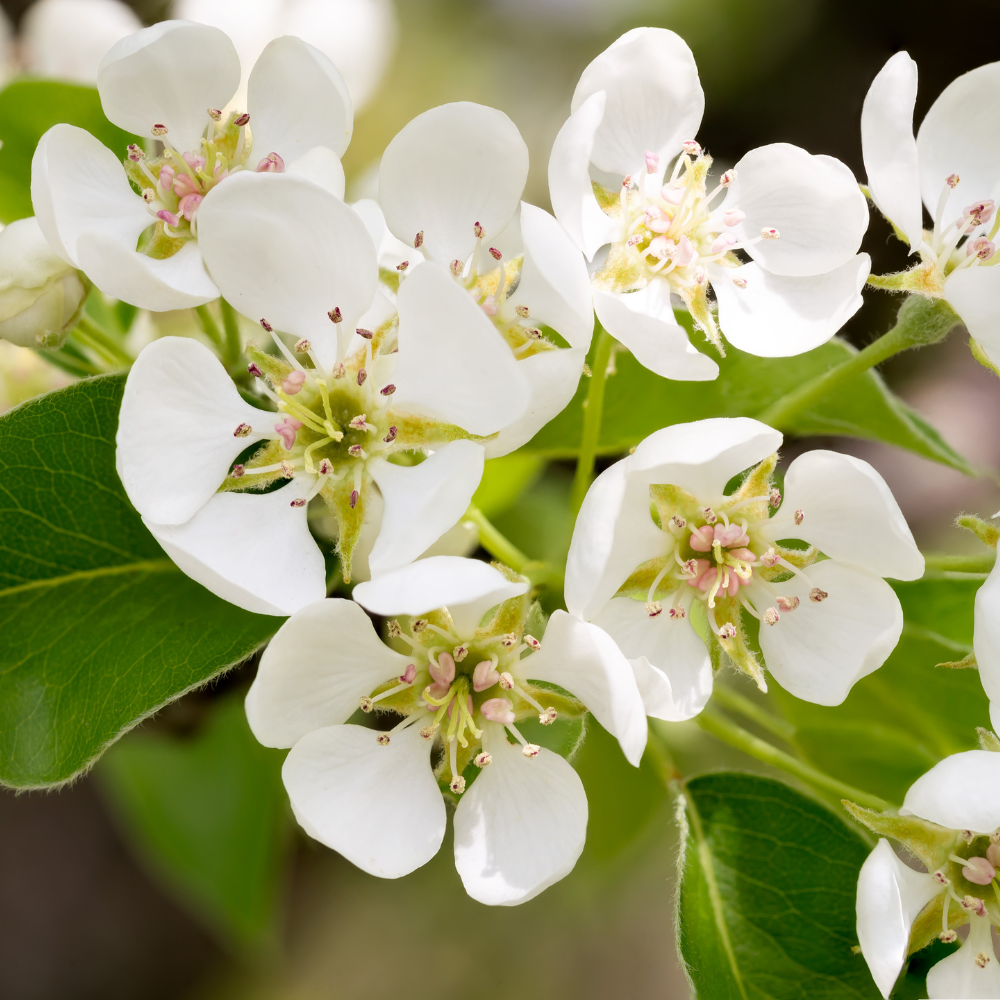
[282,370,306,395]
[294,338,311,353]
[396,261,408,271]
[414,231,424,248]
[256,152,284,173]
[233,422,253,438]
[474,751,492,767]
[383,426,397,444]
[776,596,799,611]
[453,645,469,662]
[809,588,828,603]
[760,227,780,240]
[646,601,663,618]
[473,221,484,239]
[481,697,515,724]
[375,733,390,746]
[516,304,529,318]
[668,606,686,619]
[151,123,168,136]
[489,247,502,261]
[794,508,804,525]
[357,368,367,386]
[718,622,737,639]
[328,307,342,324]
[763,607,780,626]
[230,464,245,478]
[248,362,262,378]
[349,489,359,508]
[234,113,250,127]
[380,384,396,396]
[473,660,500,691]
[207,107,222,121]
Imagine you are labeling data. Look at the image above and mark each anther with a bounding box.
[794,508,804,525]
[760,227,780,240]
[702,507,718,524]
[293,338,311,353]
[256,152,284,173]
[516,305,529,318]
[259,318,273,333]
[489,247,502,260]
[526,327,543,340]
[349,413,367,429]
[723,209,746,227]
[453,645,469,662]
[809,588,828,603]
[539,707,558,725]
[522,744,541,759]
[732,277,748,289]
[383,426,397,443]
[761,547,779,568]
[142,189,155,202]
[247,362,262,378]
[670,515,687,529]
[151,123,168,136]
[498,672,514,691]
[524,635,540,651]
[450,776,466,793]
[234,113,250,127]
[450,259,463,276]
[473,221,484,239]
[693,265,707,285]
[380,384,396,396]
[719,623,737,639]
[499,633,518,649]
[127,144,144,161]
[233,423,252,437]
[357,368,367,386]
[386,619,401,638]
[474,751,492,767]
[622,175,633,189]
[721,169,736,186]
[763,607,780,626]
[333,363,346,379]
[419,725,436,740]
[349,489,359,508]
[348,444,365,458]
[776,596,799,612]
[396,260,409,271]
[644,150,660,172]
[282,370,306,394]
[328,307,342,323]
[968,236,996,260]
[769,488,781,507]
[932,870,950,885]
[646,601,663,618]
[376,733,390,746]
[231,464,245,478]
[410,618,427,633]
[962,895,986,917]
[939,930,958,943]
[356,328,373,340]
[669,607,686,620]
[157,209,180,227]
[473,660,500,691]
[207,107,222,121]
[280,460,295,478]
[400,664,417,684]
[976,953,991,969]
[963,829,975,844]
[414,231,424,248]
[947,174,960,189]
[481,697,515,724]
[359,695,373,713]
[290,497,306,507]
[962,856,996,885]
[318,459,333,475]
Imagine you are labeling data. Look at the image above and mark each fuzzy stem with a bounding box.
[570,323,613,516]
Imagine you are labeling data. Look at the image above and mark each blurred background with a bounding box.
[1,0,998,997]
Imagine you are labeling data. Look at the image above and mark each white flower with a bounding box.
[376,102,595,455]
[0,217,87,349]
[862,53,1000,367]
[31,20,353,311]
[245,556,647,904]
[972,552,1000,728]
[172,0,397,113]
[548,27,870,376]
[856,751,1000,999]
[564,417,923,716]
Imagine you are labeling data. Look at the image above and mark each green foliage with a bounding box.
[677,772,880,1000]
[99,693,290,951]
[0,376,277,788]
[0,79,140,223]
[472,453,545,518]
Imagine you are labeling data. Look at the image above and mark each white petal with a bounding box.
[593,288,719,381]
[725,144,869,277]
[245,598,409,747]
[453,725,587,905]
[98,20,240,154]
[564,459,667,623]
[974,560,1000,706]
[145,481,326,616]
[753,562,902,706]
[116,336,268,524]
[945,265,1000,365]
[282,722,445,879]
[592,597,712,722]
[917,61,1000,226]
[547,91,621,260]
[390,261,530,436]
[926,915,1000,999]
[856,839,939,999]
[21,0,141,83]
[524,610,647,766]
[628,416,782,500]
[901,749,1000,832]
[711,254,870,357]
[247,35,352,161]
[351,197,424,272]
[352,555,527,637]
[367,440,485,578]
[286,146,346,199]
[758,449,923,580]
[570,27,704,177]
[861,52,924,251]
[196,171,378,351]
[378,103,528,264]
[31,123,150,268]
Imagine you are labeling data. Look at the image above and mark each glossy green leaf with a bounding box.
[677,772,880,1000]
[99,693,290,950]
[471,453,545,518]
[0,376,278,788]
[0,79,140,223]
[526,336,974,475]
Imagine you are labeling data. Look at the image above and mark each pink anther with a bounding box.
[967,236,996,260]
[645,150,660,173]
[430,651,456,688]
[723,209,746,228]
[711,232,737,254]
[963,856,996,885]
[473,660,501,691]
[282,370,306,395]
[256,152,285,173]
[689,525,716,551]
[481,698,515,725]
[675,236,697,267]
[275,416,302,449]
[158,165,175,190]
[645,205,671,233]
[156,209,180,227]
[173,172,200,198]
[400,663,417,685]
[178,193,203,220]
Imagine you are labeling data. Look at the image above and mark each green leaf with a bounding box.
[99,693,290,951]
[471,452,545,519]
[0,79,140,223]
[677,772,880,1000]
[526,335,974,475]
[0,376,278,788]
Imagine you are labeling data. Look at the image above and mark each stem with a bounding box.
[41,347,102,378]
[756,296,960,430]
[710,685,795,742]
[219,298,242,368]
[570,324,613,516]
[194,304,224,351]
[72,316,133,368]
[691,707,891,811]
[463,505,561,589]
[922,553,996,574]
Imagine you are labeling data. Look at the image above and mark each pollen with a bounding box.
[474,751,492,767]
[151,123,168,136]
[230,464,245,478]
[539,707,558,725]
[646,601,663,618]
[450,775,467,793]
[375,733,390,746]
[763,607,780,626]
[489,247,502,260]
[234,113,250,127]
[414,231,424,248]
[719,622,737,639]
[289,498,306,507]
[776,596,799,611]
[522,743,541,759]
[939,930,957,943]
[233,423,252,437]
[420,725,436,740]
[248,363,262,378]
[294,338,311,353]
[809,588,828,603]
[794,508,804,525]
[359,696,373,713]
[356,328,374,340]
[328,307,343,323]
[669,607,686,619]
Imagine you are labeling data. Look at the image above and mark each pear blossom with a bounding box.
[861,53,1000,368]
[855,750,1000,998]
[971,548,1000,729]
[245,556,647,904]
[376,102,594,455]
[31,20,353,311]
[548,27,871,377]
[118,173,531,614]
[564,417,923,718]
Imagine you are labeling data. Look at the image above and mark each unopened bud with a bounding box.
[414,231,424,248]
[233,423,252,437]
[207,107,222,121]
[488,247,502,260]
[809,588,828,603]
[359,695,373,713]
[151,123,168,136]
[776,596,799,612]
[718,622,737,640]
[763,607,780,626]
[760,227,780,240]
[230,464,245,478]
[375,733,390,746]
[234,112,250,127]
[473,221,484,239]
[328,307,342,323]
[474,751,492,767]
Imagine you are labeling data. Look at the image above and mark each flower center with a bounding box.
[930,832,1000,944]
[923,173,999,280]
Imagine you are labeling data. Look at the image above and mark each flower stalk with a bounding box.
[570,323,613,516]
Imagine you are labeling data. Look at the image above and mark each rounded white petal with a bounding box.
[759,449,923,580]
[367,441,485,578]
[754,562,902,706]
[31,123,150,268]
[523,610,647,766]
[857,839,939,999]
[196,171,378,349]
[21,0,142,83]
[286,146,346,199]
[917,61,1000,226]
[390,261,530,436]
[98,21,240,154]
[861,52,924,252]
[145,481,326,616]
[548,91,621,261]
[926,915,1000,999]
[351,197,424,272]
[378,103,528,264]
[352,555,527,638]
[725,144,869,277]
[245,598,409,747]
[564,458,668,623]
[571,27,704,177]
[453,725,587,905]
[116,336,268,524]
[975,560,1000,706]
[901,749,1000,832]
[592,597,712,722]
[247,35,352,161]
[945,265,1000,364]
[593,288,719,381]
[712,254,870,357]
[283,723,445,879]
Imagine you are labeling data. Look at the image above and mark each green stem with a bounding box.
[41,347,102,378]
[72,316,133,368]
[710,685,795,742]
[194,304,224,351]
[922,553,996,574]
[756,295,960,430]
[691,707,890,811]
[570,324,613,516]
[219,298,242,368]
[463,505,561,588]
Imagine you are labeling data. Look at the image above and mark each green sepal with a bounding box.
[246,344,292,386]
[715,595,766,691]
[321,473,368,583]
[977,727,1000,752]
[143,221,186,260]
[956,514,999,549]
[842,800,956,870]
[390,410,495,448]
[218,440,283,494]
[649,482,701,526]
[936,650,978,670]
[907,893,964,956]
[730,453,778,516]
[970,338,1000,379]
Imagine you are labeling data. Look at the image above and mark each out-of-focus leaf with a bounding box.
[677,772,880,1000]
[526,335,974,475]
[100,694,289,950]
[492,466,574,568]
[0,79,140,223]
[471,453,545,519]
[0,376,278,788]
